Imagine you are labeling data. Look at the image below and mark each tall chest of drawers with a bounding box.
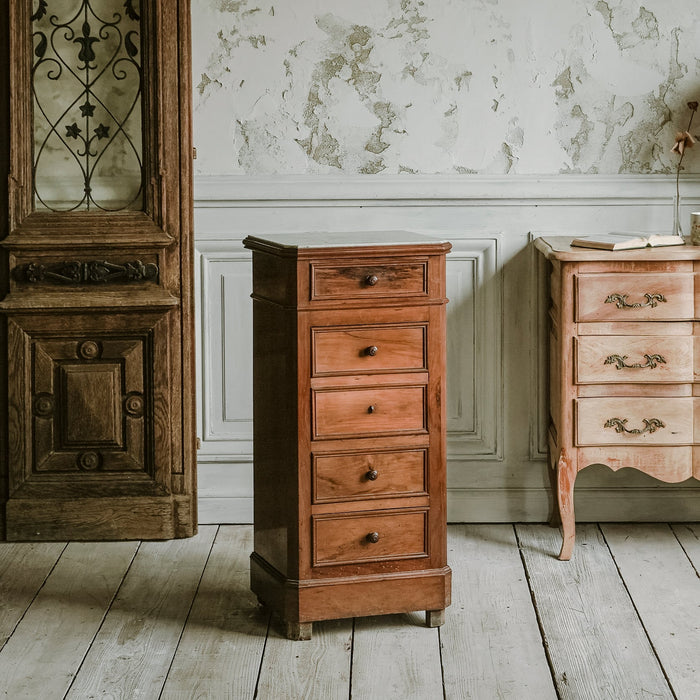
[243,232,452,640]
[535,236,700,560]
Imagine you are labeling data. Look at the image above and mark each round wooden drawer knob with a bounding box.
[365,275,379,286]
[366,469,379,481]
[366,532,380,543]
[365,345,379,356]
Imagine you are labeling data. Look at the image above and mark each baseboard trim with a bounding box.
[198,497,253,525]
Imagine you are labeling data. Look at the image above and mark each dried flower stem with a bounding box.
[675,102,699,235]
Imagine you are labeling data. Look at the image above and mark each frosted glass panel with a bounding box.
[32,0,143,211]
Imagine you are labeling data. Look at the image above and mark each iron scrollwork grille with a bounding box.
[31,0,144,212]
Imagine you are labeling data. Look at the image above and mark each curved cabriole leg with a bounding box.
[548,449,562,528]
[426,609,445,628]
[557,450,576,561]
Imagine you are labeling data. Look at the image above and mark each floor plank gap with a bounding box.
[598,524,680,700]
[0,541,69,654]
[513,524,563,700]
[518,523,673,699]
[252,612,273,700]
[601,523,700,700]
[670,523,700,579]
[158,525,221,700]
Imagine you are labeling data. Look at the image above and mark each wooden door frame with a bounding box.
[0,6,10,539]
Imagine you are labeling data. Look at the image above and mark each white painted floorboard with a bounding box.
[517,524,672,700]
[159,526,269,700]
[0,524,696,699]
[441,525,556,700]
[602,523,700,700]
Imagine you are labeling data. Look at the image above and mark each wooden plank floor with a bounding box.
[1,523,699,699]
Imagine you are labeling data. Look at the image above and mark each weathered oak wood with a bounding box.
[64,526,217,700]
[0,542,65,649]
[2,0,197,541]
[517,524,673,700]
[603,523,700,700]
[0,541,138,700]
[441,525,557,700]
[159,526,269,700]
[352,612,443,699]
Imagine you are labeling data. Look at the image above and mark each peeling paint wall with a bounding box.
[191,0,700,176]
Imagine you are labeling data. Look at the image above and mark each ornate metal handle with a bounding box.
[365,346,379,356]
[365,275,379,286]
[604,354,666,370]
[367,405,376,414]
[603,417,665,435]
[366,532,380,543]
[605,293,666,309]
[366,469,379,481]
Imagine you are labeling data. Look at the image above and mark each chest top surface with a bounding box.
[534,236,700,262]
[243,231,451,257]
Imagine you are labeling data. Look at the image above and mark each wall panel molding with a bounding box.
[193,173,700,524]
[195,241,253,460]
[529,234,550,462]
[446,237,503,460]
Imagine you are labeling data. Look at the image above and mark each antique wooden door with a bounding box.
[0,0,197,540]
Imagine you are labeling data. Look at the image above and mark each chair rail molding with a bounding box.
[194,173,700,208]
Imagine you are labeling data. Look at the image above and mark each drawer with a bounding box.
[312,324,426,375]
[311,261,427,301]
[312,386,426,439]
[313,449,427,503]
[576,273,694,322]
[575,397,693,445]
[575,336,693,383]
[313,509,427,566]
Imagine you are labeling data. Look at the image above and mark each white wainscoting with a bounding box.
[194,174,700,524]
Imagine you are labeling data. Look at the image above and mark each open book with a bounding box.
[571,233,686,250]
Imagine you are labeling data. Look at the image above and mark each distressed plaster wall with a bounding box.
[192,0,700,176]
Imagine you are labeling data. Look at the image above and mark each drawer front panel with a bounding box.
[576,336,693,383]
[313,449,427,503]
[313,509,427,566]
[576,273,694,322]
[311,262,427,300]
[576,397,693,446]
[312,325,426,375]
[313,386,426,439]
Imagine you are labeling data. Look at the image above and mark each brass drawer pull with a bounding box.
[603,417,665,435]
[365,275,379,286]
[365,345,379,356]
[605,293,666,309]
[366,532,380,543]
[604,354,667,370]
[366,469,379,481]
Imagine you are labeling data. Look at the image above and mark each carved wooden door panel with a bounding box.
[0,1,197,540]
